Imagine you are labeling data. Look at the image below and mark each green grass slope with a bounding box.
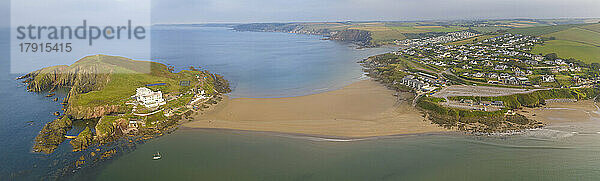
[506,24,585,36]
[532,40,600,64]
[527,23,600,63]
[21,55,230,119]
[543,27,600,46]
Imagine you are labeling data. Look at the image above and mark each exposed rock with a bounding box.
[208,72,232,94]
[33,117,72,154]
[94,117,127,144]
[69,126,93,152]
[66,105,125,120]
[326,29,372,47]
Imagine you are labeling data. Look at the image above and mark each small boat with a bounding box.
[152,152,161,160]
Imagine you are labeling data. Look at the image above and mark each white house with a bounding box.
[542,75,555,82]
[134,87,166,108]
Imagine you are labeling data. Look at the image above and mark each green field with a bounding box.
[370,30,406,43]
[531,40,600,63]
[522,23,600,64]
[579,23,600,33]
[469,26,509,34]
[389,26,466,33]
[543,27,600,46]
[506,24,584,36]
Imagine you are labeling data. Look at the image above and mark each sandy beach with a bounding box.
[520,100,600,124]
[184,80,445,138]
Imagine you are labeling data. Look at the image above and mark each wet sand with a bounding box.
[520,100,600,124]
[184,80,445,138]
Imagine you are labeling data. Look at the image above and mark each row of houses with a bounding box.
[459,99,505,107]
[397,75,437,92]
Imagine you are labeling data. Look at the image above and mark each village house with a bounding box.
[542,75,555,82]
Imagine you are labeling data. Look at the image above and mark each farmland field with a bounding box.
[506,24,584,36]
[349,26,407,43]
[531,40,600,63]
[469,26,509,33]
[389,26,466,33]
[579,23,600,33]
[370,30,407,43]
[543,27,600,46]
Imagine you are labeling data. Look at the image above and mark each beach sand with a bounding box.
[520,100,600,124]
[184,80,445,138]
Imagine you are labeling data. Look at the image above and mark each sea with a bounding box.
[1,26,600,180]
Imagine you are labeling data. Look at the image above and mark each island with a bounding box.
[18,55,231,154]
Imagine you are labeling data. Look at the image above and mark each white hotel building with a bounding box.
[134,87,166,108]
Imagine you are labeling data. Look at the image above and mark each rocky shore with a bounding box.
[33,116,72,154]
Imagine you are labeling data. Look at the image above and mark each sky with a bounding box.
[150,0,600,24]
[1,0,599,26]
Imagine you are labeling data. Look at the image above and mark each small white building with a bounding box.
[134,87,166,108]
[542,75,555,83]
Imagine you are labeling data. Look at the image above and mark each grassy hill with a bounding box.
[543,27,600,46]
[505,23,584,36]
[20,55,230,119]
[578,23,600,33]
[523,23,600,63]
[23,55,232,153]
[531,40,600,64]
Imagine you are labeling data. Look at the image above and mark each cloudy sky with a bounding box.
[151,0,600,23]
[1,0,599,26]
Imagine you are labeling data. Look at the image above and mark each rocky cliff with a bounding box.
[326,29,372,47]
[233,23,373,47]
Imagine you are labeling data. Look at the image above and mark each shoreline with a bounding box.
[520,99,600,125]
[178,126,454,141]
[184,79,447,138]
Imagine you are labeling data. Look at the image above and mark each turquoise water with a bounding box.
[89,122,600,181]
[2,26,600,180]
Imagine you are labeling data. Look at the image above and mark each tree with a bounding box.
[544,53,558,61]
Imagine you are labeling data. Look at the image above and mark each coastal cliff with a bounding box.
[233,23,373,47]
[20,55,231,154]
[67,105,125,120]
[326,29,372,47]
